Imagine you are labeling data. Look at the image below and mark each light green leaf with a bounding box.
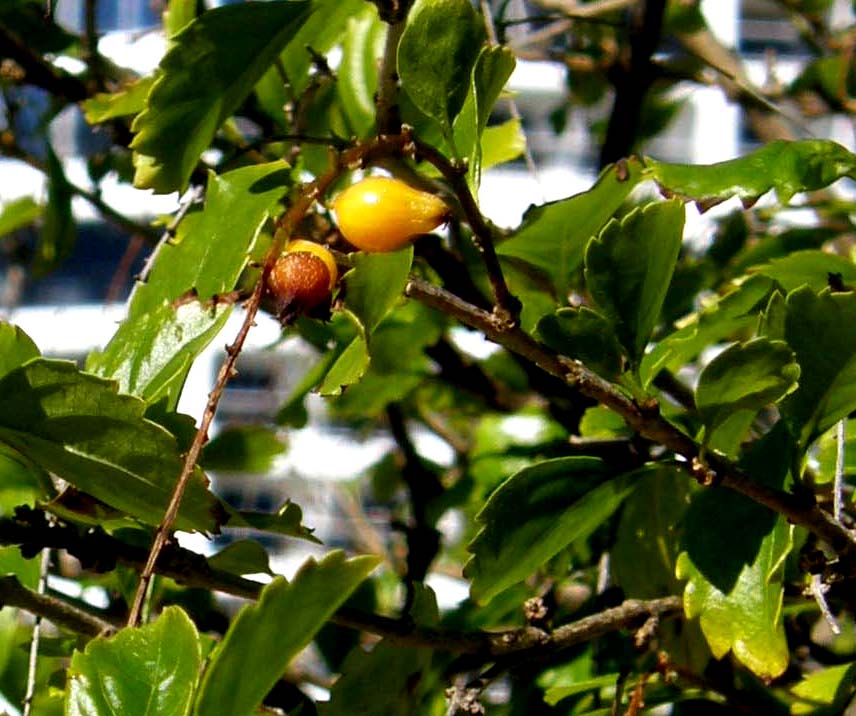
[0,359,223,533]
[202,425,286,473]
[163,0,197,38]
[319,334,370,397]
[338,5,385,138]
[343,246,414,335]
[82,76,154,124]
[194,551,379,716]
[0,322,39,380]
[87,162,288,406]
[585,200,685,364]
[397,0,484,135]
[695,338,799,435]
[464,457,637,604]
[647,139,856,209]
[498,160,643,296]
[481,118,526,171]
[774,287,856,447]
[537,307,624,379]
[130,1,311,192]
[0,196,42,238]
[790,661,856,715]
[676,425,794,679]
[754,249,856,293]
[207,540,273,576]
[66,606,201,716]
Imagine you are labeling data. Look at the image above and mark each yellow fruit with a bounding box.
[266,240,338,317]
[333,176,449,252]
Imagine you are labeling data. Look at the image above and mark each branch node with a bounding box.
[691,456,718,486]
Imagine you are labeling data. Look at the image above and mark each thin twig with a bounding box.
[835,419,847,524]
[404,277,856,556]
[22,548,50,716]
[808,572,840,635]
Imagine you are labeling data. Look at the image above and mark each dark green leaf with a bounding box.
[774,287,856,446]
[0,2,76,53]
[343,246,414,335]
[0,197,42,238]
[0,322,39,380]
[585,200,685,364]
[66,606,201,716]
[647,139,856,209]
[88,162,288,406]
[0,360,223,533]
[36,147,75,275]
[130,1,311,192]
[230,500,319,543]
[677,425,794,679]
[695,338,799,435]
[397,0,485,135]
[498,160,643,296]
[202,425,286,473]
[754,249,856,293]
[207,540,273,576]
[537,307,624,378]
[82,77,155,124]
[464,457,636,603]
[194,551,379,716]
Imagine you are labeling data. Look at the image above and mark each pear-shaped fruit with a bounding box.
[333,176,449,252]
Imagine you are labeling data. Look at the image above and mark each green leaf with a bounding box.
[481,118,526,171]
[773,287,856,447]
[647,139,856,209]
[537,307,624,378]
[0,196,42,238]
[36,147,75,275]
[640,275,775,386]
[318,334,370,396]
[464,457,636,604]
[163,0,197,38]
[202,425,286,473]
[130,1,311,192]
[207,540,273,576]
[397,0,485,136]
[321,585,436,716]
[0,359,223,533]
[82,77,155,124]
[498,159,643,296]
[676,425,794,679]
[88,162,288,406]
[790,661,856,715]
[754,249,856,293]
[66,606,201,716]
[230,500,319,543]
[194,551,379,716]
[338,5,384,138]
[0,322,39,380]
[585,200,685,364]
[454,45,516,185]
[695,338,799,436]
[343,246,414,335]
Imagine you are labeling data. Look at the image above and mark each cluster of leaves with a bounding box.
[2,0,856,714]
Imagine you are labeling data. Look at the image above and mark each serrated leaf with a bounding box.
[338,5,384,138]
[0,359,222,532]
[343,246,414,335]
[0,322,39,380]
[695,338,799,436]
[66,606,201,716]
[498,160,643,296]
[537,307,624,378]
[585,200,685,364]
[88,162,287,406]
[641,275,775,387]
[774,287,856,447]
[201,425,286,473]
[193,551,379,716]
[0,196,42,238]
[82,76,154,124]
[790,661,856,715]
[397,0,484,135]
[207,540,273,576]
[754,249,856,293]
[676,425,794,679]
[647,139,856,209]
[130,1,311,192]
[464,457,636,604]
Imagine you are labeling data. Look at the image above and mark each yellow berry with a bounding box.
[333,176,449,252]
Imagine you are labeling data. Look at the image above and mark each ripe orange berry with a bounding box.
[333,176,449,253]
[266,239,338,321]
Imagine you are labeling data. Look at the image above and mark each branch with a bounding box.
[0,575,116,638]
[404,277,856,556]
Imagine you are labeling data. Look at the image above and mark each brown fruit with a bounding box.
[266,240,338,320]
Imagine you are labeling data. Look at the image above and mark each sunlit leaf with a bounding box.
[0,196,42,238]
[0,322,39,380]
[753,249,856,293]
[82,77,154,124]
[790,661,856,715]
[338,5,385,138]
